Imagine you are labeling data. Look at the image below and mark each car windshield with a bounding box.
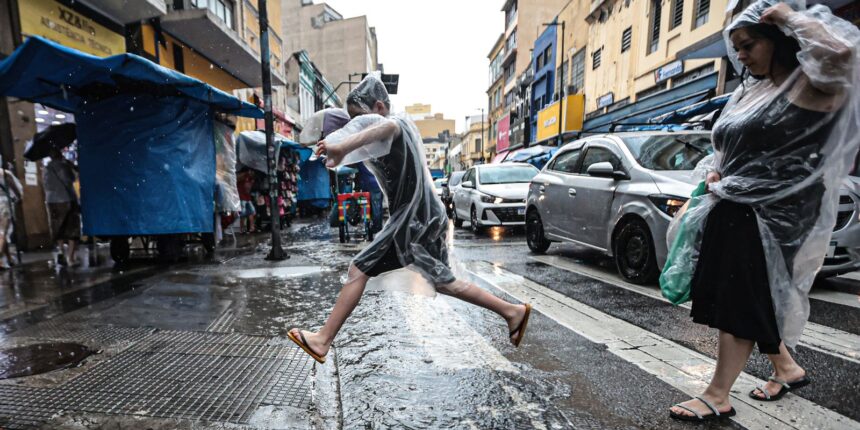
[478,166,539,185]
[621,134,713,171]
[449,172,465,186]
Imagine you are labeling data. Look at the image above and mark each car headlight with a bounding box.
[480,193,502,204]
[648,194,688,217]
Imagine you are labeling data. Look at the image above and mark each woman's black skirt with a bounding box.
[690,200,781,354]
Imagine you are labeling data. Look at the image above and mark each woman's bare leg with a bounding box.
[671,331,754,417]
[437,279,528,343]
[289,264,370,356]
[752,342,806,399]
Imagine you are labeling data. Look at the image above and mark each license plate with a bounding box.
[517,208,526,216]
[827,241,837,258]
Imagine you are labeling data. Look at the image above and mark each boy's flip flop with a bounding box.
[287,330,326,364]
[749,375,810,401]
[510,304,532,348]
[669,396,737,422]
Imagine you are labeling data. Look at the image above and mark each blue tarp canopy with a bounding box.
[237,131,312,173]
[0,36,263,118]
[0,36,264,236]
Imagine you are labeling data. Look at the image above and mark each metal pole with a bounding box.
[557,21,565,147]
[259,0,288,261]
[480,108,484,164]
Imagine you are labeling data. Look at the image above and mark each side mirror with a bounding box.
[462,180,474,189]
[587,162,628,180]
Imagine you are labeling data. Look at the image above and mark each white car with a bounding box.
[433,178,446,197]
[452,163,540,233]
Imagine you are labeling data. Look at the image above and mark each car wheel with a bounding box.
[470,206,483,235]
[614,219,659,284]
[526,210,551,254]
[452,204,463,228]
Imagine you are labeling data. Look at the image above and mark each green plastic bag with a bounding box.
[659,181,708,305]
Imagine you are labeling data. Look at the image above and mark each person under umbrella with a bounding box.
[287,74,532,364]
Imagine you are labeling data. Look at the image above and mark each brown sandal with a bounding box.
[510,304,532,347]
[287,330,327,364]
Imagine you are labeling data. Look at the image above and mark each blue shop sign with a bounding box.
[597,92,614,109]
[655,60,684,83]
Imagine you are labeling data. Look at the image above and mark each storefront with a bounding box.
[492,114,511,163]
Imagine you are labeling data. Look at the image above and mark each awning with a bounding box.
[79,0,166,24]
[491,152,508,164]
[160,9,285,87]
[0,36,263,118]
[583,72,718,133]
[650,94,732,124]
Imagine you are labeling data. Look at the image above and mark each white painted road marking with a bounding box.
[463,260,860,430]
[531,255,860,364]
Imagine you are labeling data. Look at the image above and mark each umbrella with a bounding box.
[24,123,76,161]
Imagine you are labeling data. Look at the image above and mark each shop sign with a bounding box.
[17,0,126,57]
[496,114,511,153]
[655,60,684,83]
[24,161,38,186]
[536,95,585,142]
[597,92,614,109]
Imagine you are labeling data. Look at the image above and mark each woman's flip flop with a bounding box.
[287,330,327,364]
[669,396,736,422]
[510,304,532,348]
[749,375,810,401]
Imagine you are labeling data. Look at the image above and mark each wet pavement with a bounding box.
[0,217,856,429]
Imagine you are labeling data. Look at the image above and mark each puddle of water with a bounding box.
[233,266,323,279]
[0,342,93,379]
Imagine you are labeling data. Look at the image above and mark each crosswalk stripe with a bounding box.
[809,288,860,309]
[463,260,860,430]
[530,255,860,365]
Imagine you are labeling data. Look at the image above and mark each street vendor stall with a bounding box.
[0,36,263,262]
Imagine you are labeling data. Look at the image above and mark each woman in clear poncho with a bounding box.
[668,0,859,422]
[287,75,532,364]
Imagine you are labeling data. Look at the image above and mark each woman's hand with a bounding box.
[760,3,794,26]
[316,140,344,168]
[705,171,721,193]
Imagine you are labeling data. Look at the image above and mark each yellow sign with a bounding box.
[18,0,125,57]
[536,94,585,142]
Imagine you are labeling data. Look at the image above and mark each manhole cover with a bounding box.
[0,343,93,379]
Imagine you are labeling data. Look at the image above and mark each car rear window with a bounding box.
[621,134,713,171]
[448,172,465,186]
[478,166,539,184]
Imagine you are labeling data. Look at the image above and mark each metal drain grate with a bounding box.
[11,325,157,347]
[0,331,314,428]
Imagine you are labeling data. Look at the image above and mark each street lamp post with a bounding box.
[259,0,288,261]
[479,108,485,164]
[543,20,565,147]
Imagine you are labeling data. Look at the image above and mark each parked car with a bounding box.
[526,131,712,284]
[452,163,540,233]
[442,171,465,216]
[820,175,860,277]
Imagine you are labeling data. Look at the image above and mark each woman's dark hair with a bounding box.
[731,23,801,80]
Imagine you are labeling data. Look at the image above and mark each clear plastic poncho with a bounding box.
[662,0,860,347]
[322,74,455,285]
[214,120,240,212]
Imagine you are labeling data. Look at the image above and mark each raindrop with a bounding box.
[130,106,135,112]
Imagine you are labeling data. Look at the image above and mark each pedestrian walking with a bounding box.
[288,74,532,364]
[667,0,859,422]
[0,163,23,269]
[237,169,256,233]
[43,148,81,267]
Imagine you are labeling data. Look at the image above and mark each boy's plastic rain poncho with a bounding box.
[660,0,860,347]
[319,74,456,286]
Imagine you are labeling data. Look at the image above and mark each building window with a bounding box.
[648,0,662,54]
[672,64,714,86]
[543,46,552,67]
[694,0,710,28]
[592,47,602,70]
[570,49,585,94]
[621,27,632,53]
[172,42,185,72]
[191,0,235,29]
[556,60,567,96]
[536,52,544,69]
[670,0,684,29]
